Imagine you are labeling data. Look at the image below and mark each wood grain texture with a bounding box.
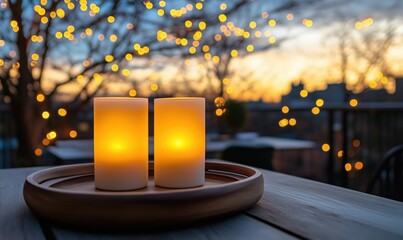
[0,167,46,240]
[50,214,296,240]
[247,170,403,240]
[0,164,292,240]
[3,161,403,239]
[23,162,263,229]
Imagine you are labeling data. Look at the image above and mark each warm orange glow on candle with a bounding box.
[94,97,148,191]
[154,97,205,188]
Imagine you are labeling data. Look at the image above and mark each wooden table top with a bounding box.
[1,160,403,240]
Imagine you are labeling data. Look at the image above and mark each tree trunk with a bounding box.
[11,97,46,166]
[7,0,47,166]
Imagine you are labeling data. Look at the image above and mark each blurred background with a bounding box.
[1,0,403,194]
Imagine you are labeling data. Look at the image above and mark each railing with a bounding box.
[1,102,403,192]
[239,102,403,191]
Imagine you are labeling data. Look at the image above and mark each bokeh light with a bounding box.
[322,143,330,152]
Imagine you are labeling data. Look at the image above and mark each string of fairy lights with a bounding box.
[0,0,380,171]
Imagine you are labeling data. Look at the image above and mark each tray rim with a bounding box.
[23,160,264,229]
[25,161,261,196]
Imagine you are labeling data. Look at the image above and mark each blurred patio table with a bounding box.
[47,137,315,164]
[1,161,402,239]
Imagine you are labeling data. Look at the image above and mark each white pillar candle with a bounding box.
[94,97,148,191]
[154,97,205,188]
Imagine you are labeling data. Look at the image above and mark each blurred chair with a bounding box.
[221,145,274,170]
[367,144,403,201]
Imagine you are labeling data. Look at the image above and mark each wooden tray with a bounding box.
[23,161,263,229]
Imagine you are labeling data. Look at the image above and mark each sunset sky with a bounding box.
[1,0,403,103]
[237,0,403,102]
[104,0,403,102]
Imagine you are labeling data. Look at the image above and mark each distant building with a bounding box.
[281,82,347,105]
[281,82,311,105]
[357,88,389,102]
[311,83,347,103]
[391,77,403,101]
[355,76,403,102]
[281,77,403,104]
